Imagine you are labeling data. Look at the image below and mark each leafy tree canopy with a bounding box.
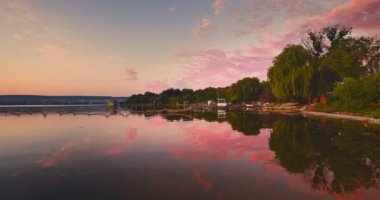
[268,45,314,102]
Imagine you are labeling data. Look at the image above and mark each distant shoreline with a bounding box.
[0,95,128,106]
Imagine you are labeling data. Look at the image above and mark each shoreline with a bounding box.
[1,103,379,125]
[301,110,380,125]
[132,106,380,125]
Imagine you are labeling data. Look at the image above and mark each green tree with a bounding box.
[259,81,276,102]
[227,77,263,103]
[333,78,368,109]
[181,89,195,102]
[268,45,315,102]
[194,87,217,103]
[156,88,182,105]
[127,92,158,104]
[333,72,380,110]
[302,25,352,58]
[323,37,380,79]
[301,25,353,96]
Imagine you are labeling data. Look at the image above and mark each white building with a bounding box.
[217,98,227,107]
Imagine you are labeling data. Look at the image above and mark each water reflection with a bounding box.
[158,112,380,194]
[0,110,379,199]
[160,112,277,135]
[269,116,380,194]
[0,105,128,118]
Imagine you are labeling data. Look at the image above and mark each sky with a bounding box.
[0,0,379,96]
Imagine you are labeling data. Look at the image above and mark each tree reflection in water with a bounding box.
[269,116,380,194]
[158,112,380,194]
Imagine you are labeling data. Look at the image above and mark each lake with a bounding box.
[0,106,379,199]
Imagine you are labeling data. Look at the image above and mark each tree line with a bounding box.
[127,77,274,106]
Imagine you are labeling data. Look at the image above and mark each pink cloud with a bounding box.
[249,46,279,57]
[213,0,230,16]
[175,48,272,89]
[174,37,294,89]
[233,0,380,38]
[35,44,70,62]
[259,0,380,53]
[279,0,380,37]
[318,0,380,34]
[177,0,380,90]
[192,16,213,36]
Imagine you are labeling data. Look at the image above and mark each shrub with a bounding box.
[332,73,380,110]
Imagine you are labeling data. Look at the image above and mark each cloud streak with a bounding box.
[192,16,213,36]
[125,68,138,81]
[34,43,91,69]
[311,0,380,34]
[35,44,70,62]
[175,49,272,89]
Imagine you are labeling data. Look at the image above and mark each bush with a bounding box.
[333,78,368,110]
[332,73,380,110]
[362,72,380,102]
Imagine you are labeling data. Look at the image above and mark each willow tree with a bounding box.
[268,45,315,102]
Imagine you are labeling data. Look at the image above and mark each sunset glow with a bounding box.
[1,0,379,96]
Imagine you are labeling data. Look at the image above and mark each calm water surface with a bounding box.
[0,107,379,199]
